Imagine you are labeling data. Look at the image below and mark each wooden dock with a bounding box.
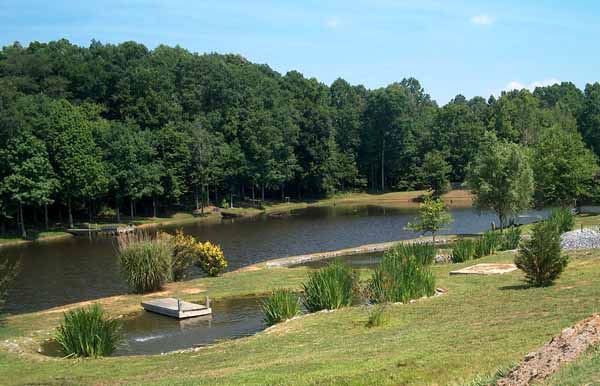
[141,297,212,319]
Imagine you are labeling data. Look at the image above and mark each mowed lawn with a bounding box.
[1,249,600,386]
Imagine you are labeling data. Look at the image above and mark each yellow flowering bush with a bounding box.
[168,229,228,278]
[195,241,227,276]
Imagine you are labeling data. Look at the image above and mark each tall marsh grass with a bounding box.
[500,226,522,250]
[261,289,300,326]
[369,250,435,304]
[474,231,501,258]
[451,239,476,263]
[548,207,575,234]
[302,261,355,312]
[393,243,436,266]
[117,233,173,293]
[55,304,122,358]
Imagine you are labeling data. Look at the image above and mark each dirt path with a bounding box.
[497,314,600,386]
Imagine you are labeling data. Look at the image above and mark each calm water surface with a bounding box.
[1,205,550,314]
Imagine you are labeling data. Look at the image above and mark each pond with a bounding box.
[1,205,550,314]
[41,296,268,356]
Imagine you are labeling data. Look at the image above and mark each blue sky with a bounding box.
[1,0,599,104]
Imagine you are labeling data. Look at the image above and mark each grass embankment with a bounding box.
[543,346,600,385]
[1,247,600,385]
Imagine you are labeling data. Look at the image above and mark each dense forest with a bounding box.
[1,39,600,235]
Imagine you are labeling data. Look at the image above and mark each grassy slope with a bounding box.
[1,248,600,385]
[542,346,600,386]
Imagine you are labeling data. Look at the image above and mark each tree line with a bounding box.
[1,39,600,237]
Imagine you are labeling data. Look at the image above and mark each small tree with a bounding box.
[466,133,534,229]
[406,195,452,243]
[515,220,569,287]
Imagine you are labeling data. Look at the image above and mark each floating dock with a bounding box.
[141,297,212,319]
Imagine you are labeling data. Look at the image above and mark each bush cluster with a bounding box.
[168,229,227,277]
[55,304,122,358]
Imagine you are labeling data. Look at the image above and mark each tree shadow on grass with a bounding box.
[498,284,531,291]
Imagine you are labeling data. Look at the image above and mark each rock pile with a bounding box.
[560,229,600,250]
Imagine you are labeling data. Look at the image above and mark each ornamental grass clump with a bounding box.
[55,304,122,358]
[451,239,476,263]
[515,220,569,287]
[500,226,522,250]
[369,248,435,304]
[474,230,501,258]
[118,233,173,293]
[394,242,436,266]
[548,207,575,234]
[302,261,355,312]
[261,289,300,326]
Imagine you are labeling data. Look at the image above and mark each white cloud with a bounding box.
[326,17,341,28]
[504,78,561,92]
[470,14,494,26]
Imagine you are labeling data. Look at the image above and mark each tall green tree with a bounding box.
[532,125,598,206]
[419,151,451,197]
[466,134,534,229]
[0,132,57,237]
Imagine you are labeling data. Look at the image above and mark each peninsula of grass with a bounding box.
[1,246,600,385]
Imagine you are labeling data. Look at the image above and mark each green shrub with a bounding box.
[365,303,387,328]
[302,261,355,312]
[167,229,197,281]
[451,239,476,263]
[500,226,522,250]
[474,231,501,258]
[369,250,436,304]
[55,304,122,358]
[548,207,575,234]
[118,233,173,293]
[261,289,300,326]
[515,220,569,287]
[394,243,436,266]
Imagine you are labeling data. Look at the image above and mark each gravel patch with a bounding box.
[560,229,600,250]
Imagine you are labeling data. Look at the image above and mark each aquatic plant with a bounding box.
[261,289,300,326]
[369,250,435,303]
[474,230,501,258]
[302,261,355,312]
[548,207,575,234]
[515,220,569,287]
[500,226,522,250]
[118,232,173,293]
[55,304,122,358]
[451,239,476,263]
[393,242,436,266]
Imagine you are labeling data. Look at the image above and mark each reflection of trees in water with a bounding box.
[0,256,20,308]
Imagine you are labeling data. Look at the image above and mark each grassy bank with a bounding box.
[1,246,599,385]
[0,230,72,247]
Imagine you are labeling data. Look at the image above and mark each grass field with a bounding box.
[1,244,599,385]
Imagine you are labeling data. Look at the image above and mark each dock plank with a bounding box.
[141,297,212,319]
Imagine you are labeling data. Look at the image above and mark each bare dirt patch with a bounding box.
[449,263,518,276]
[496,314,600,386]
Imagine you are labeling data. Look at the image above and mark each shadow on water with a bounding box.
[1,205,551,315]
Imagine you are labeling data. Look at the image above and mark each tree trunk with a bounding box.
[130,199,135,221]
[230,192,233,209]
[261,184,265,202]
[19,202,26,238]
[281,184,284,202]
[200,184,205,214]
[88,201,92,222]
[44,203,49,231]
[152,196,157,218]
[194,184,200,211]
[252,185,255,201]
[67,198,74,229]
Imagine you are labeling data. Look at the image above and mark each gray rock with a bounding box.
[560,229,600,250]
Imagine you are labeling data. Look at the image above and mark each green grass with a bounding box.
[1,250,600,385]
[302,261,355,312]
[261,289,300,326]
[543,345,600,386]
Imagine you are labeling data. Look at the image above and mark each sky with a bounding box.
[1,0,599,104]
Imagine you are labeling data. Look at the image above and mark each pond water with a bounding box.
[41,296,268,356]
[1,205,550,314]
